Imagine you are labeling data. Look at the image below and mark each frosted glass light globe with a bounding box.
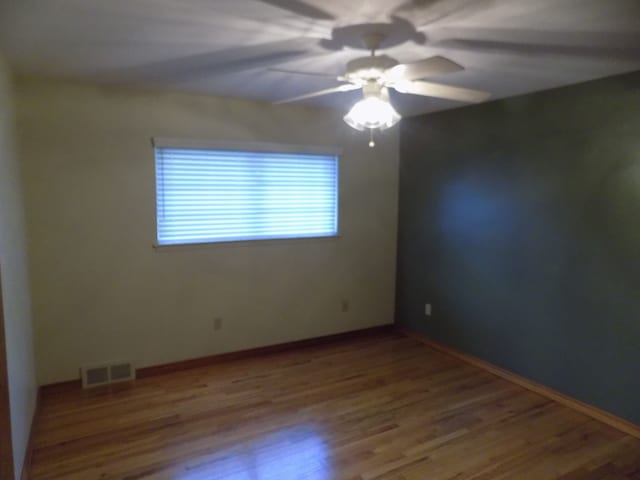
[343,96,401,131]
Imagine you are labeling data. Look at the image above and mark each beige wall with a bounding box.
[15,77,399,385]
[0,56,37,479]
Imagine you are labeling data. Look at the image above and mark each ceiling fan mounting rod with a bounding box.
[362,32,386,56]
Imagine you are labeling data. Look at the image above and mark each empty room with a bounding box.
[0,0,639,478]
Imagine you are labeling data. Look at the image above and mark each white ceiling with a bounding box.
[1,0,639,116]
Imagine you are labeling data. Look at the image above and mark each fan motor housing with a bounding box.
[344,55,399,82]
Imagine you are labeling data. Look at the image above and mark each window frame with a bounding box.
[151,137,342,249]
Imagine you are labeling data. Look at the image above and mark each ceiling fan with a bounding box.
[104,0,639,147]
[274,31,490,145]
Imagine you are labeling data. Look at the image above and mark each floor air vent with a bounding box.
[81,362,135,388]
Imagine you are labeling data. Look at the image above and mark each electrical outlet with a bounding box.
[341,299,350,313]
[213,317,223,331]
[424,303,432,316]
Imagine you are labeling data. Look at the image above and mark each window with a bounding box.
[153,139,339,246]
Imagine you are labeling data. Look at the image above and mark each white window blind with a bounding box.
[155,146,339,246]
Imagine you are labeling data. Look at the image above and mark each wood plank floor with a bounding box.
[31,332,640,480]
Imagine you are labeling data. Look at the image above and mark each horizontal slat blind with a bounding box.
[155,147,338,245]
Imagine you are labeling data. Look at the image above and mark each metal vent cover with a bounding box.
[81,361,135,388]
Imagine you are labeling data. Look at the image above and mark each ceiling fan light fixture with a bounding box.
[343,96,401,131]
[343,85,401,131]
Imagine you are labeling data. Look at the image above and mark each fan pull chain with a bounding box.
[369,129,375,148]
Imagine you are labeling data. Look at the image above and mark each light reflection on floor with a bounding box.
[176,425,331,480]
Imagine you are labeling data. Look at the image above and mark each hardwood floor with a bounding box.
[31,332,640,479]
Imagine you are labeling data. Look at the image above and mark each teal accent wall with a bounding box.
[396,71,640,424]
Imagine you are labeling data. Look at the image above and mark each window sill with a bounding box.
[152,234,341,252]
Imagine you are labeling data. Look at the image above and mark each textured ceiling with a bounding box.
[1,0,639,116]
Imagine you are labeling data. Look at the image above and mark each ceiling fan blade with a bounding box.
[387,55,464,82]
[275,83,360,104]
[108,38,318,83]
[394,80,490,103]
[255,0,335,20]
